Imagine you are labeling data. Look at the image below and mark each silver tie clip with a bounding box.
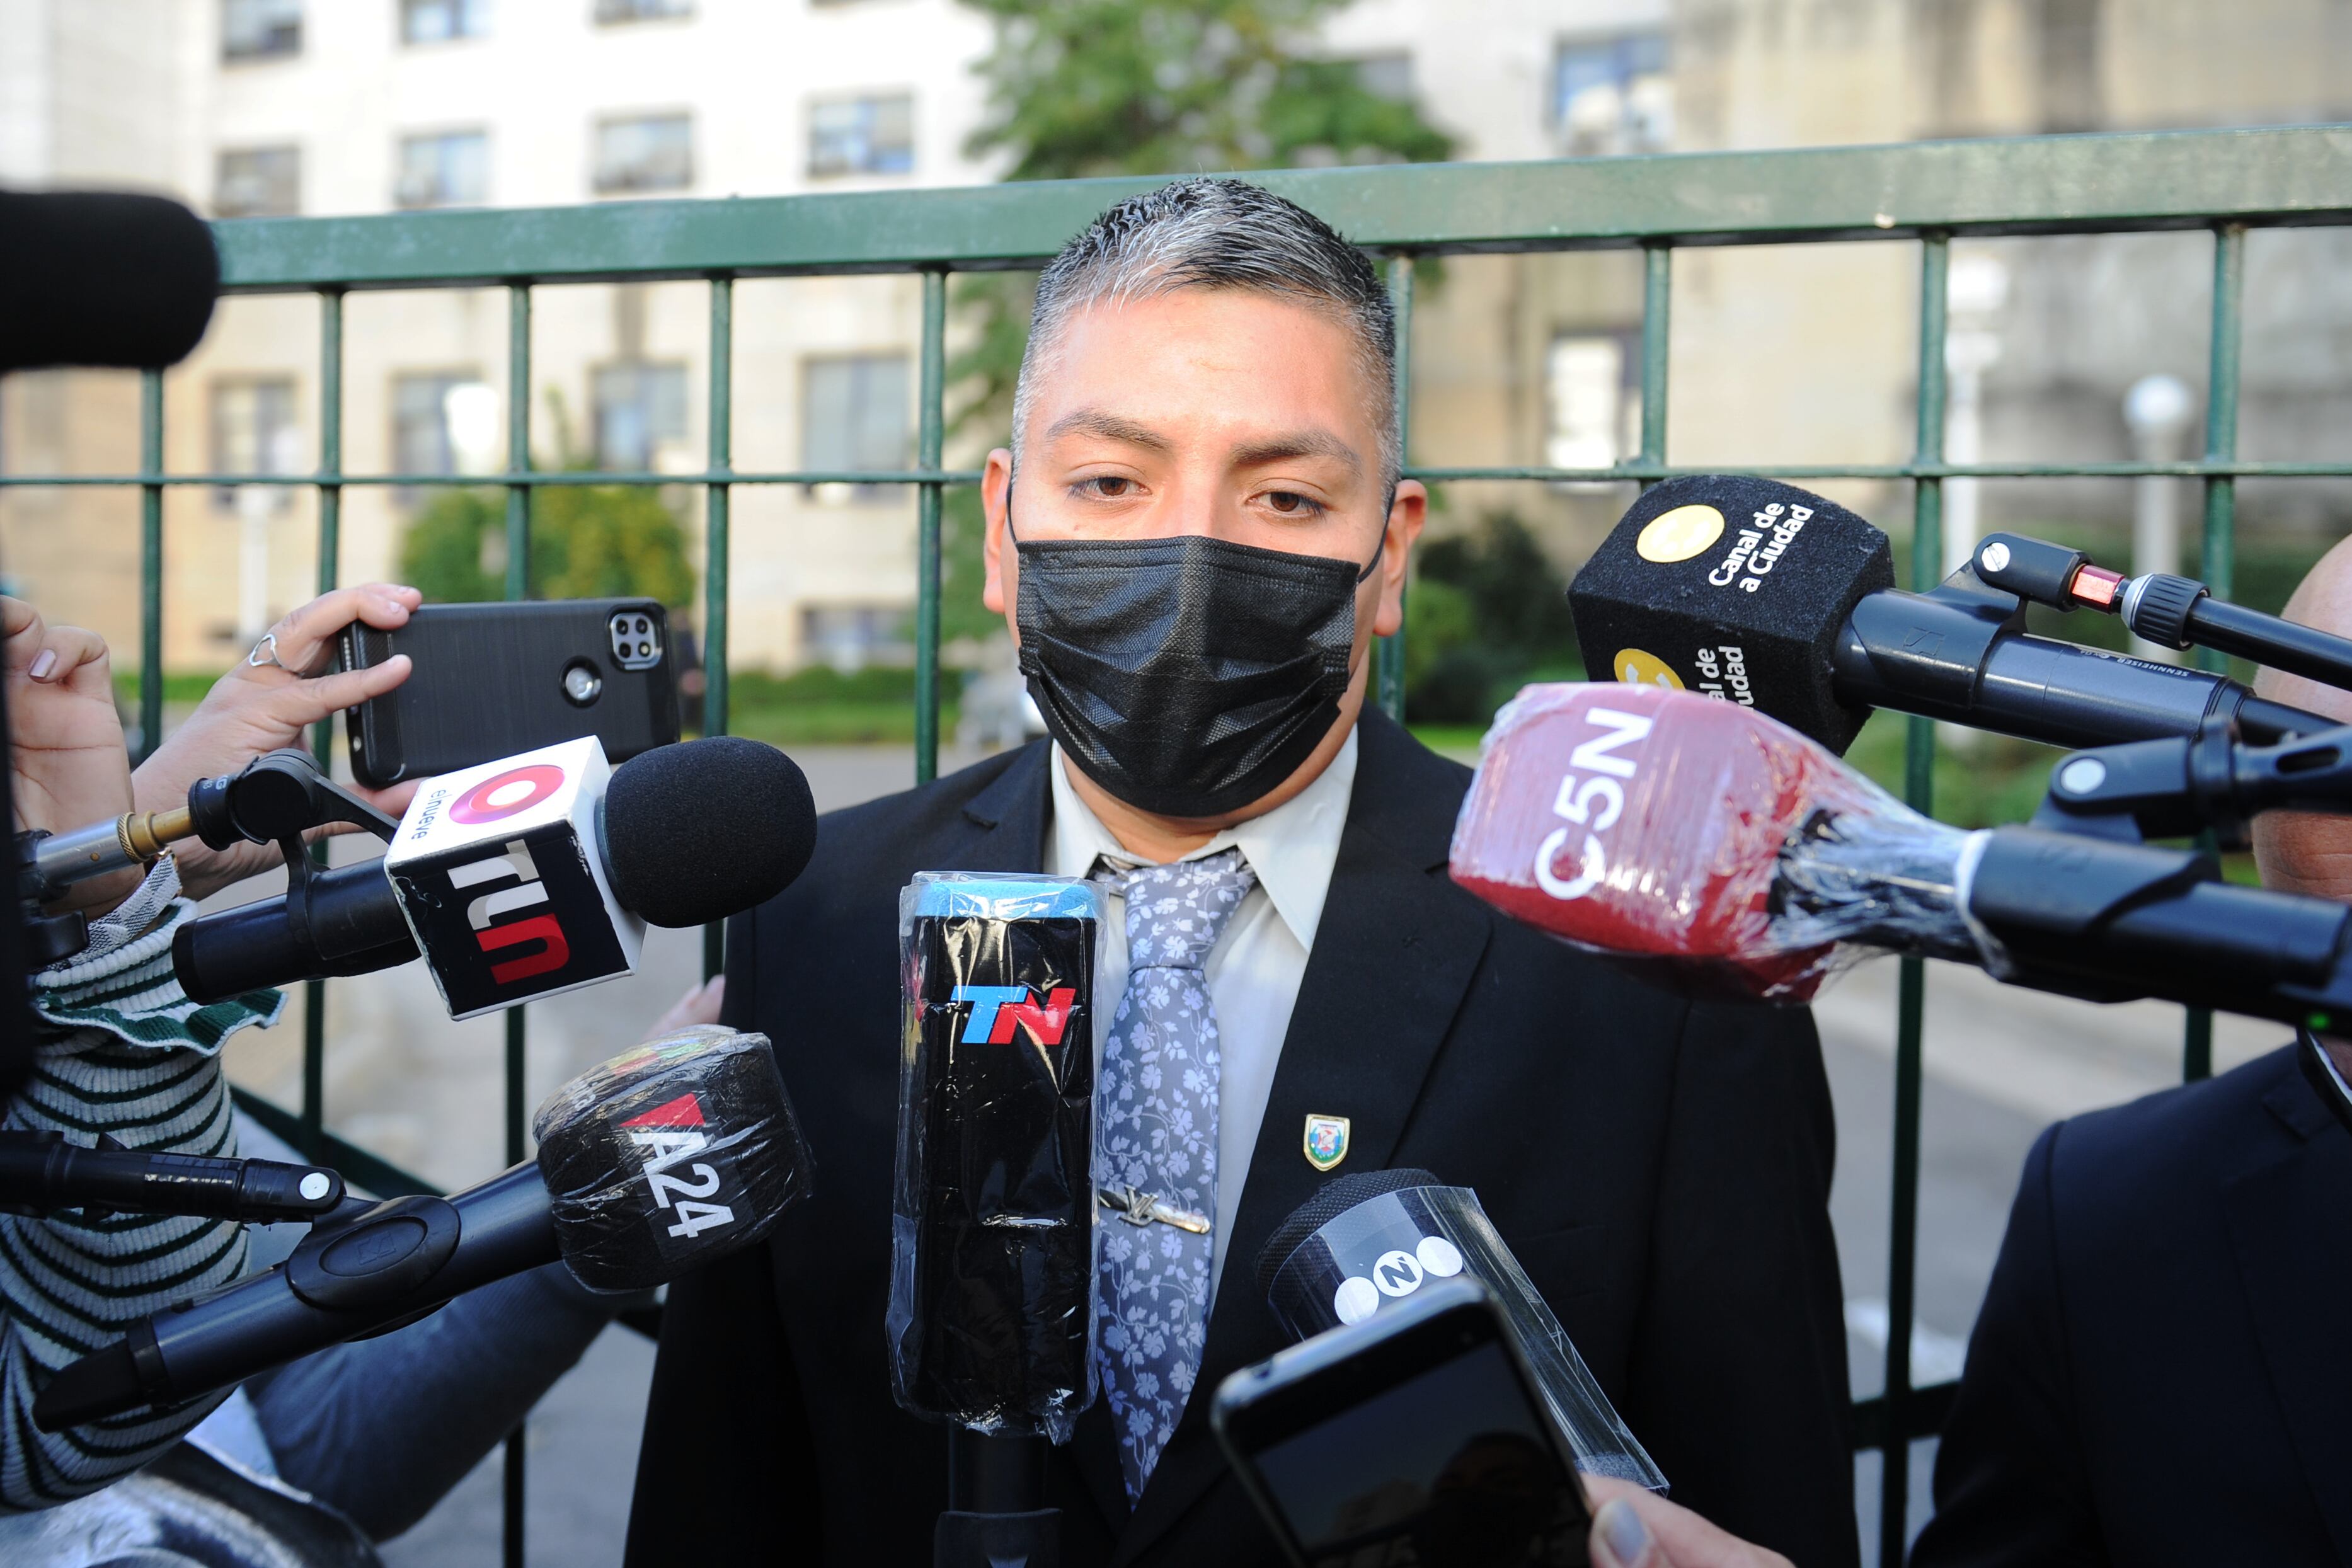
[1096,1184,1211,1235]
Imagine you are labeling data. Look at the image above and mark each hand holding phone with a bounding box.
[1213,1278,1594,1568]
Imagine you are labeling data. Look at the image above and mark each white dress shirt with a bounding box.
[1046,732,1358,1300]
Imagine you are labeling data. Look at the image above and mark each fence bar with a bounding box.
[501,279,532,1568]
[914,269,948,784]
[1879,232,1949,1566]
[2178,225,2246,1084]
[299,290,346,1159]
[137,372,164,767]
[703,277,734,980]
[1377,254,1414,721]
[1638,243,1672,489]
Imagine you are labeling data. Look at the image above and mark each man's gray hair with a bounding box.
[1012,177,1400,493]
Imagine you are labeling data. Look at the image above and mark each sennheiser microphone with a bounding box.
[1569,476,2327,754]
[1450,682,2352,1025]
[1255,1170,1663,1487]
[0,190,219,372]
[0,1132,343,1223]
[171,735,817,1016]
[35,1027,811,1431]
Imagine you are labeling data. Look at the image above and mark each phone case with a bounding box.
[339,598,682,787]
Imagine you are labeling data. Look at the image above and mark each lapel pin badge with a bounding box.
[1303,1113,1350,1172]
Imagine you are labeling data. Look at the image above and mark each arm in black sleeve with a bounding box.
[1627,999,1859,1568]
[1909,1124,2101,1567]
[626,903,820,1565]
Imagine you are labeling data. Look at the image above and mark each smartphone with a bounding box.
[1212,1278,1594,1568]
[338,598,682,787]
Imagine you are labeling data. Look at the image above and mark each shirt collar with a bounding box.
[1046,730,1359,955]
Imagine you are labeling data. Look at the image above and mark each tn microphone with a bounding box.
[172,735,817,1018]
[35,1026,811,1431]
[1568,475,2327,755]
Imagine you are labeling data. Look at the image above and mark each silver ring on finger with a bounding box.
[246,631,292,673]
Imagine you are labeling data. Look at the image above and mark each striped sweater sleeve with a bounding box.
[0,856,283,1512]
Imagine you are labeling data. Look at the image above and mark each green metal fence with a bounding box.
[8,124,2352,1564]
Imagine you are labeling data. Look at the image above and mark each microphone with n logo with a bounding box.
[1255,1169,1667,1489]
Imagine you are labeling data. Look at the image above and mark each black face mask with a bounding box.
[1007,481,1381,819]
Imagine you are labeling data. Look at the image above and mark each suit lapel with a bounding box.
[2220,1079,2352,1562]
[1113,712,1493,1562]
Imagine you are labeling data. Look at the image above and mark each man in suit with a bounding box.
[627,178,1856,1567]
[1910,536,2352,1567]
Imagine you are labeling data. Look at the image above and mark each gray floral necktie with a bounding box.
[1093,847,1258,1501]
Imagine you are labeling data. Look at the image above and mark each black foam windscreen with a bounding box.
[1569,475,1895,753]
[1255,1166,1443,1304]
[0,191,219,373]
[600,737,817,928]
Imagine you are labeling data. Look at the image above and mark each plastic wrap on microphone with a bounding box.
[532,1025,811,1292]
[1258,1171,1666,1491]
[890,872,1104,1441]
[1450,683,1989,1001]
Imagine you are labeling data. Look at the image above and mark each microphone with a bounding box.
[891,873,1103,1445]
[1448,682,2352,1024]
[33,1026,811,1431]
[0,1132,344,1223]
[0,190,219,372]
[172,735,817,1017]
[1569,475,2327,754]
[1254,1170,1663,1487]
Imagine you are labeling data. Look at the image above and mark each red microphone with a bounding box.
[1448,685,1980,1001]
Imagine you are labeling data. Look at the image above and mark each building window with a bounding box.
[593,114,693,195]
[215,146,301,218]
[594,0,691,21]
[801,354,910,501]
[1552,33,1671,156]
[594,363,689,471]
[401,0,491,43]
[224,0,302,60]
[211,379,300,511]
[397,130,490,209]
[1544,334,1638,477]
[807,94,915,180]
[393,372,485,507]
[801,605,909,671]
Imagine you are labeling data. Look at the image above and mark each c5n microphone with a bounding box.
[1450,682,2352,1026]
[35,1027,812,1431]
[172,735,817,1017]
[1568,476,2327,754]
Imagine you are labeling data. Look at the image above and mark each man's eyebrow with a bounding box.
[1229,429,1363,476]
[1041,409,1175,452]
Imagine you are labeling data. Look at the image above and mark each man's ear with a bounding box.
[1370,479,1428,639]
[981,448,1014,621]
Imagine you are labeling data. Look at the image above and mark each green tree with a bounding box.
[936,0,1457,648]
[1405,513,1581,724]
[398,396,696,608]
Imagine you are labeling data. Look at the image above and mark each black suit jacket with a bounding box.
[626,711,1856,1567]
[1912,1045,2352,1567]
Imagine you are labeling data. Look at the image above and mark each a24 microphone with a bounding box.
[1568,475,2327,754]
[173,735,817,1018]
[35,1026,812,1431]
